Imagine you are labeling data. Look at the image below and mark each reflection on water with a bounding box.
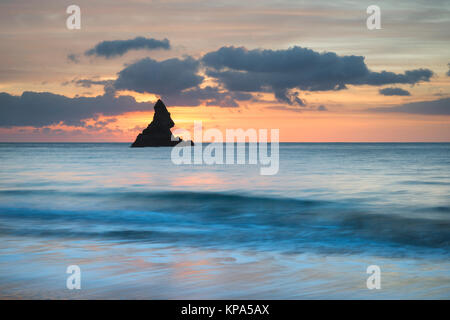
[171,173,229,187]
[0,143,449,299]
[1,238,449,299]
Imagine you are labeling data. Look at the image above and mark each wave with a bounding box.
[0,189,449,256]
[400,180,450,186]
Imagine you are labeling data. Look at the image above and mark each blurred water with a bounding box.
[0,143,449,299]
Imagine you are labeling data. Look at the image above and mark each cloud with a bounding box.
[267,103,327,113]
[85,37,170,58]
[114,57,203,95]
[164,86,252,107]
[67,53,80,63]
[274,89,305,106]
[367,98,450,115]
[72,79,114,88]
[0,79,252,129]
[447,63,450,76]
[379,87,411,96]
[45,44,441,118]
[113,57,249,107]
[0,91,154,127]
[357,69,433,86]
[202,46,433,105]
[102,45,434,108]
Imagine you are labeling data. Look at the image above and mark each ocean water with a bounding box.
[0,142,449,299]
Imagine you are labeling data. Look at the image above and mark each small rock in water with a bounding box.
[131,99,194,147]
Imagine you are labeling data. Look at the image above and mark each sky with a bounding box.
[0,0,449,142]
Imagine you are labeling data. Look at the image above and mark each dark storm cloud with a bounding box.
[202,46,433,105]
[113,56,251,107]
[85,37,170,58]
[107,45,434,108]
[114,57,203,95]
[379,87,411,96]
[0,91,154,127]
[367,98,450,115]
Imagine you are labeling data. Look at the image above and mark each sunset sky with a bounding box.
[0,0,449,142]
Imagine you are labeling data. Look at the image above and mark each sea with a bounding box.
[0,142,449,299]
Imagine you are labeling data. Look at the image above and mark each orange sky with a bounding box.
[0,0,449,142]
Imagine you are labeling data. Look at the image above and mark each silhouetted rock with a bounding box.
[131,99,193,147]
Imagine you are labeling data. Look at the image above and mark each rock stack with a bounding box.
[131,99,193,147]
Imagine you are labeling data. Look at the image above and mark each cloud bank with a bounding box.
[1,42,440,128]
[110,45,433,108]
[202,46,433,105]
[0,91,153,127]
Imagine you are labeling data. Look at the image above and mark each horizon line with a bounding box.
[1,141,449,144]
